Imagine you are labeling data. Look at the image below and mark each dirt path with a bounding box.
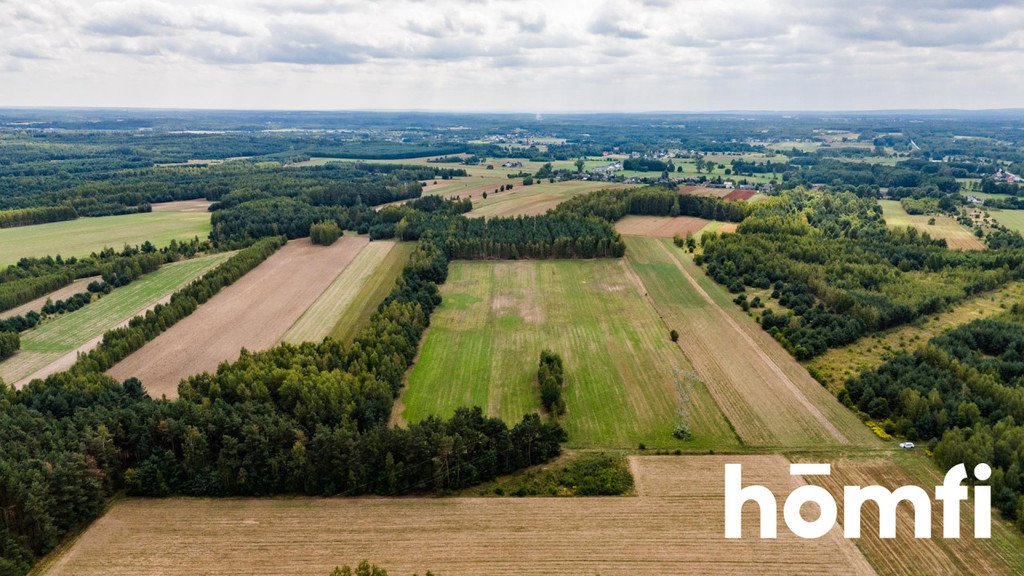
[107,237,369,398]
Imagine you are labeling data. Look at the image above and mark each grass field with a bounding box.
[327,242,414,343]
[281,240,404,344]
[880,200,985,250]
[624,236,878,448]
[107,238,368,399]
[40,456,875,576]
[801,452,1024,576]
[989,208,1024,233]
[0,201,212,266]
[806,281,1024,391]
[0,253,229,387]
[401,259,738,450]
[0,276,100,319]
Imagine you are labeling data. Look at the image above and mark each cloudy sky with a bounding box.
[1,0,1022,111]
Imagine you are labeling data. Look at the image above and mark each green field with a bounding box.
[401,259,738,450]
[282,240,410,344]
[0,253,229,386]
[989,209,1024,233]
[0,209,212,266]
[327,242,414,342]
[468,180,629,218]
[880,199,985,250]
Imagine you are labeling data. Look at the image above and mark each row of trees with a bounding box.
[538,350,566,415]
[0,205,78,228]
[552,187,751,223]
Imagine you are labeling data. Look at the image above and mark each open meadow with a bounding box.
[989,208,1024,233]
[106,237,368,398]
[880,200,985,250]
[467,180,629,217]
[0,253,229,387]
[39,456,875,576]
[401,259,738,450]
[623,235,878,448]
[0,200,212,266]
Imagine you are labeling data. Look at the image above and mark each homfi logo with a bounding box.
[724,463,991,539]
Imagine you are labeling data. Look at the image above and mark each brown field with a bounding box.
[150,199,213,213]
[614,215,711,237]
[0,276,100,320]
[806,281,1024,391]
[680,185,733,198]
[41,456,876,576]
[725,189,757,201]
[468,181,630,218]
[625,236,878,448]
[802,455,1024,576]
[106,237,369,398]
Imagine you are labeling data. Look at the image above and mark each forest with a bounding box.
[844,308,1024,531]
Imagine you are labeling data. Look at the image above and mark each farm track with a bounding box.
[106,237,368,398]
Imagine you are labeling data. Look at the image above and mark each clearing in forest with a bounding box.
[106,237,368,399]
[880,200,985,250]
[40,456,875,576]
[0,253,230,387]
[614,215,712,238]
[467,181,629,218]
[402,259,738,450]
[624,235,878,448]
[0,200,212,266]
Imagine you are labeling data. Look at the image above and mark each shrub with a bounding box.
[310,220,343,245]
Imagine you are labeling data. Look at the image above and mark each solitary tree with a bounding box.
[575,158,586,173]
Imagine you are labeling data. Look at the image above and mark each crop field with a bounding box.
[401,259,738,450]
[806,281,1024,391]
[467,181,629,217]
[106,237,368,399]
[614,215,711,238]
[0,200,212,266]
[40,456,875,576]
[326,242,414,343]
[281,239,402,344]
[0,276,100,319]
[680,185,733,198]
[0,253,229,387]
[801,454,1024,576]
[880,200,986,250]
[624,236,878,448]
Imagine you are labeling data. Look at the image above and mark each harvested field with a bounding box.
[41,456,875,576]
[403,259,738,450]
[151,199,212,212]
[0,276,100,319]
[468,181,629,218]
[1,254,229,387]
[281,240,399,344]
[989,208,1024,233]
[614,215,711,237]
[802,454,1024,576]
[624,236,878,448]
[806,281,1024,391]
[880,200,986,251]
[699,221,739,235]
[680,185,733,198]
[724,189,756,201]
[107,237,368,398]
[0,202,212,266]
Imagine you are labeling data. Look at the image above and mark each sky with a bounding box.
[1,0,1022,112]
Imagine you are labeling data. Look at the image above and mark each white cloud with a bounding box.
[0,0,1022,110]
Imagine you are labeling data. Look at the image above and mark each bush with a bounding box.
[670,329,679,342]
[310,220,343,245]
[0,331,19,360]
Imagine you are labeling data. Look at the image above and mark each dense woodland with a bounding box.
[845,309,1024,530]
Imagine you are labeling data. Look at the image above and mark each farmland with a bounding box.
[281,239,404,344]
[401,259,738,450]
[106,237,368,398]
[0,253,229,387]
[880,200,986,250]
[805,281,1024,391]
[623,235,878,448]
[40,456,875,576]
[614,215,735,238]
[0,200,212,266]
[0,276,99,320]
[989,208,1024,233]
[467,180,629,218]
[802,453,1024,576]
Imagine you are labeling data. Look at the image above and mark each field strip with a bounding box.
[1,253,230,387]
[0,276,101,320]
[624,236,878,447]
[41,456,876,576]
[107,237,368,399]
[614,216,710,238]
[281,239,394,344]
[328,242,415,342]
